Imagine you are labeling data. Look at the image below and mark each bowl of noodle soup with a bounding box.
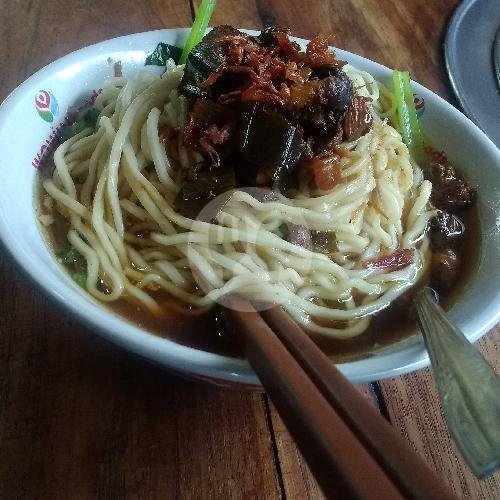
[0,28,499,386]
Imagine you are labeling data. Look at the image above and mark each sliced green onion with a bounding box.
[179,0,217,64]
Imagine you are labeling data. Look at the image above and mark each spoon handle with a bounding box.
[415,288,500,478]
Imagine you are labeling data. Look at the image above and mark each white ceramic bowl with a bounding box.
[0,28,499,386]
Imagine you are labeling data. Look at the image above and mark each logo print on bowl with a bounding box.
[414,94,425,118]
[35,90,59,123]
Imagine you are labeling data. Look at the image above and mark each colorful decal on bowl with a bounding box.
[35,90,59,123]
[32,88,102,169]
[414,93,425,118]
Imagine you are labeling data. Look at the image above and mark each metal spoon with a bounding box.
[414,288,500,478]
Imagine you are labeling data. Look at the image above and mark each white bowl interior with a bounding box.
[0,28,498,385]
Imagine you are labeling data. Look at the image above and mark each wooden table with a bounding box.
[1,0,499,498]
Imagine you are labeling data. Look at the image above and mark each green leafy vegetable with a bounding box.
[72,272,87,288]
[62,118,91,141]
[61,107,101,141]
[145,42,182,66]
[179,0,217,65]
[68,120,87,138]
[56,244,87,288]
[392,70,425,158]
[56,244,81,265]
[83,107,101,128]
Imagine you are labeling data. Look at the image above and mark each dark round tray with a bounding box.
[445,0,500,149]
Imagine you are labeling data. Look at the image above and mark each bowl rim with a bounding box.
[0,27,499,386]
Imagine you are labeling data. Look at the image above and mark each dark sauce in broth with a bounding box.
[39,175,480,362]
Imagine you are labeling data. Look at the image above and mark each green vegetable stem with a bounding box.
[179,0,217,65]
[392,70,425,160]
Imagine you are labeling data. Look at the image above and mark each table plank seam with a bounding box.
[263,394,287,499]
[371,382,392,422]
[188,0,196,22]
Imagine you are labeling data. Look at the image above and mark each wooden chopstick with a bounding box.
[223,296,456,500]
[223,295,403,498]
[260,305,456,499]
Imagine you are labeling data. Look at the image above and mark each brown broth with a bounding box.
[37,181,480,363]
[314,205,480,362]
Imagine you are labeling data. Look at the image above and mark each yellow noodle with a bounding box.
[43,63,435,339]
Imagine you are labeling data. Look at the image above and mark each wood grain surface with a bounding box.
[0,0,499,498]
